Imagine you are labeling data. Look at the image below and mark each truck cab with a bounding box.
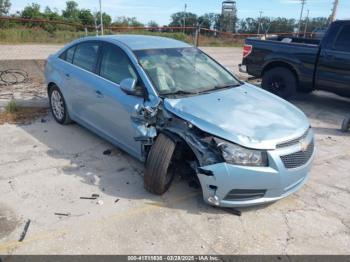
[240,20,350,99]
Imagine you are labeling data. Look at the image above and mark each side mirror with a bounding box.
[120,78,144,97]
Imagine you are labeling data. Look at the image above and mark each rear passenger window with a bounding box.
[73,42,99,72]
[100,44,137,84]
[334,25,350,52]
[59,46,76,63]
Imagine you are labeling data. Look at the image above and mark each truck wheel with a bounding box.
[341,117,350,132]
[144,133,177,195]
[262,67,297,99]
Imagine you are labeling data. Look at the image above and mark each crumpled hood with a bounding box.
[164,83,309,149]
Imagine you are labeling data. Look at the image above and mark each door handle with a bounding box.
[95,90,104,98]
[65,73,70,78]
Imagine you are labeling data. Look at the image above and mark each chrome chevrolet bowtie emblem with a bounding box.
[300,140,308,152]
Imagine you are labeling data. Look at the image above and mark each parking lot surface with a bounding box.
[0,45,349,254]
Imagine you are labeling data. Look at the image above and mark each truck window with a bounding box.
[334,25,350,52]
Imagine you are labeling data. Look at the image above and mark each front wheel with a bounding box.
[144,134,177,195]
[49,85,72,125]
[262,67,297,99]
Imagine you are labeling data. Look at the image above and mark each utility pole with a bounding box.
[297,0,306,36]
[183,3,187,34]
[257,11,263,35]
[330,0,339,23]
[94,15,98,36]
[304,9,310,38]
[99,0,104,35]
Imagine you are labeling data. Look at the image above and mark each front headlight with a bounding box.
[216,139,268,167]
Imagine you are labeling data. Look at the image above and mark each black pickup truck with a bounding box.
[240,20,350,99]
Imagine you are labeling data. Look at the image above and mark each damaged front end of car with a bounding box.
[130,93,314,208]
[129,98,248,207]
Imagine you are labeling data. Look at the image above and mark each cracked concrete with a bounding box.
[0,46,349,254]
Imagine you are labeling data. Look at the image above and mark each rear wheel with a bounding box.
[341,117,350,132]
[144,134,177,195]
[49,85,72,125]
[262,67,297,99]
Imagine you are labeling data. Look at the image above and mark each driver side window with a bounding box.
[100,44,137,85]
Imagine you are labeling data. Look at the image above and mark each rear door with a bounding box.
[315,23,350,96]
[68,41,101,126]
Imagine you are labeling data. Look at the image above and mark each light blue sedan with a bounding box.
[45,35,315,207]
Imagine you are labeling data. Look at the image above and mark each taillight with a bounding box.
[243,44,252,58]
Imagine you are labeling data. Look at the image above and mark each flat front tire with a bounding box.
[144,134,176,195]
[262,67,297,99]
[49,85,72,125]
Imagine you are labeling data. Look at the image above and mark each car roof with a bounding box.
[78,35,192,51]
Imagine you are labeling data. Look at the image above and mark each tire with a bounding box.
[144,133,177,195]
[341,117,350,132]
[262,67,297,99]
[49,85,72,125]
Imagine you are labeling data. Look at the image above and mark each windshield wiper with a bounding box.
[197,83,242,94]
[213,83,242,90]
[161,90,198,96]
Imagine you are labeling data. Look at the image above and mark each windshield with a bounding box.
[134,47,241,96]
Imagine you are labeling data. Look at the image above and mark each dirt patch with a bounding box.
[0,107,48,125]
[0,203,18,240]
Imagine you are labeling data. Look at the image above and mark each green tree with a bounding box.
[43,7,61,20]
[238,17,258,34]
[95,12,112,27]
[112,16,143,27]
[169,11,197,27]
[42,7,62,32]
[21,3,42,19]
[301,17,328,34]
[198,13,212,29]
[62,1,79,21]
[78,9,94,25]
[147,20,159,28]
[0,0,11,15]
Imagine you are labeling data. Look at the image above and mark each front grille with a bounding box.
[224,189,266,201]
[280,140,314,169]
[277,128,310,148]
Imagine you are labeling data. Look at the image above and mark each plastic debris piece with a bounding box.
[18,219,31,242]
[103,149,112,155]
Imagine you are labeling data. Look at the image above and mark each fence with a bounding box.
[0,16,312,46]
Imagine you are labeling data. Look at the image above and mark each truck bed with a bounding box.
[243,37,320,89]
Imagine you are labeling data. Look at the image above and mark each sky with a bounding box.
[10,0,350,25]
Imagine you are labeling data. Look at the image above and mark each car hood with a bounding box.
[163,83,310,150]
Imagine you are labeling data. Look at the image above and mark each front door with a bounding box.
[316,23,350,96]
[91,43,145,158]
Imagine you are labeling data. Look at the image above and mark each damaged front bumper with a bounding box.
[197,138,315,207]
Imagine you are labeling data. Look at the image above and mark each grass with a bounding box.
[0,27,244,47]
[5,100,18,113]
[0,103,48,125]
